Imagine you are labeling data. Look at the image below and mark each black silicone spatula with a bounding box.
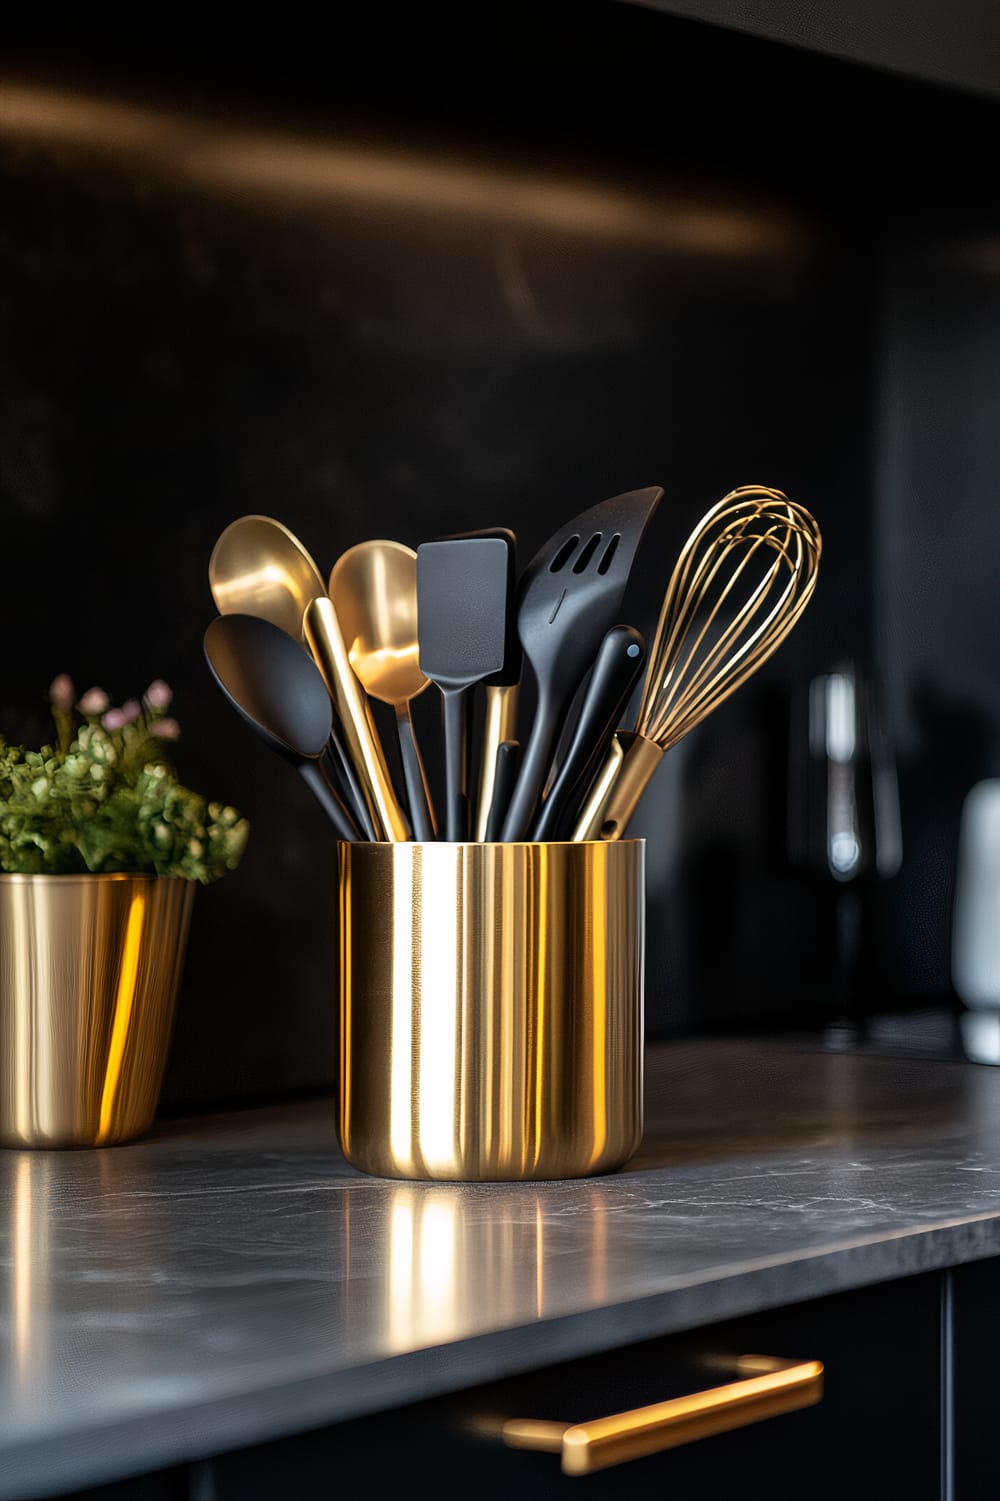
[500,486,663,841]
[203,613,362,841]
[417,534,512,841]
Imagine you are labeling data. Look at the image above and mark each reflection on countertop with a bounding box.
[5,1037,1000,1498]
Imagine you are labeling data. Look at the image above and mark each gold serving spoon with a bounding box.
[208,514,409,842]
[328,541,437,841]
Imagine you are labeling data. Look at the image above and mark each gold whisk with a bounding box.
[571,485,822,841]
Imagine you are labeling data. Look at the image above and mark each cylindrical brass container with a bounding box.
[338,840,644,1181]
[0,874,195,1148]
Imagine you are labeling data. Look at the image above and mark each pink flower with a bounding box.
[144,679,173,710]
[102,708,128,730]
[119,698,142,724]
[149,717,180,741]
[79,687,110,716]
[49,674,76,712]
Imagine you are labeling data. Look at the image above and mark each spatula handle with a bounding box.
[442,686,469,841]
[395,703,437,842]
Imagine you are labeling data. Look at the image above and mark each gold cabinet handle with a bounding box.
[501,1355,824,1476]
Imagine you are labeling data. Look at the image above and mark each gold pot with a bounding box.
[338,840,644,1181]
[0,874,195,1148]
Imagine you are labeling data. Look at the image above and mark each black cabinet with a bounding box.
[208,1273,943,1501]
[952,1259,1000,1497]
[46,1259,1000,1499]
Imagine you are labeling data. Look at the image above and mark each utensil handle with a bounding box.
[303,596,410,842]
[395,704,437,842]
[442,686,469,841]
[570,731,664,842]
[532,626,645,841]
[299,761,363,841]
[474,683,520,840]
[500,693,562,842]
[484,740,521,841]
[325,741,376,840]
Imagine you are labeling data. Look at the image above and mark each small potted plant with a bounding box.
[0,676,248,1148]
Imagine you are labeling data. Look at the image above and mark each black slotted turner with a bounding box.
[500,486,663,841]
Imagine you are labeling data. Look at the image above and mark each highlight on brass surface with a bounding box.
[303,595,410,842]
[475,682,520,841]
[208,513,327,642]
[328,540,429,711]
[0,874,195,1148]
[573,486,822,840]
[207,512,408,842]
[338,839,644,1181]
[501,1355,824,1475]
[328,540,436,841]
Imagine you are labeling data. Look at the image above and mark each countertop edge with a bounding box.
[6,1211,1000,1501]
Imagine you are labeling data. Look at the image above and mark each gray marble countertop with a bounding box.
[5,1038,1000,1498]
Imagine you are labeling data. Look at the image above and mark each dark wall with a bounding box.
[2,4,997,1107]
[876,186,1000,1005]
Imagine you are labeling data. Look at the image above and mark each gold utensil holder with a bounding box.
[0,874,195,1148]
[338,839,644,1181]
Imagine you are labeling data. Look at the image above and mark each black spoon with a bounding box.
[203,613,362,841]
[531,625,645,840]
[501,486,662,841]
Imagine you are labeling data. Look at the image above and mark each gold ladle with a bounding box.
[328,541,437,842]
[208,514,409,843]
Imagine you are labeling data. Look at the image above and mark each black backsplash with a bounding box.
[2,5,998,1107]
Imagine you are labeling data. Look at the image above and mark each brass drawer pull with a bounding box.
[501,1354,824,1475]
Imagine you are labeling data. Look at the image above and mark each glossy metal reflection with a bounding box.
[0,874,195,1147]
[338,840,644,1181]
[208,513,327,642]
[377,1182,608,1351]
[207,514,408,842]
[328,540,436,840]
[502,1356,825,1474]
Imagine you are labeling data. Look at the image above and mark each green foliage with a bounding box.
[0,681,248,882]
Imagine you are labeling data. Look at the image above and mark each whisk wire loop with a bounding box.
[646,521,794,733]
[635,485,821,753]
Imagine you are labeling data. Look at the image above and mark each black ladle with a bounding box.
[203,613,362,841]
